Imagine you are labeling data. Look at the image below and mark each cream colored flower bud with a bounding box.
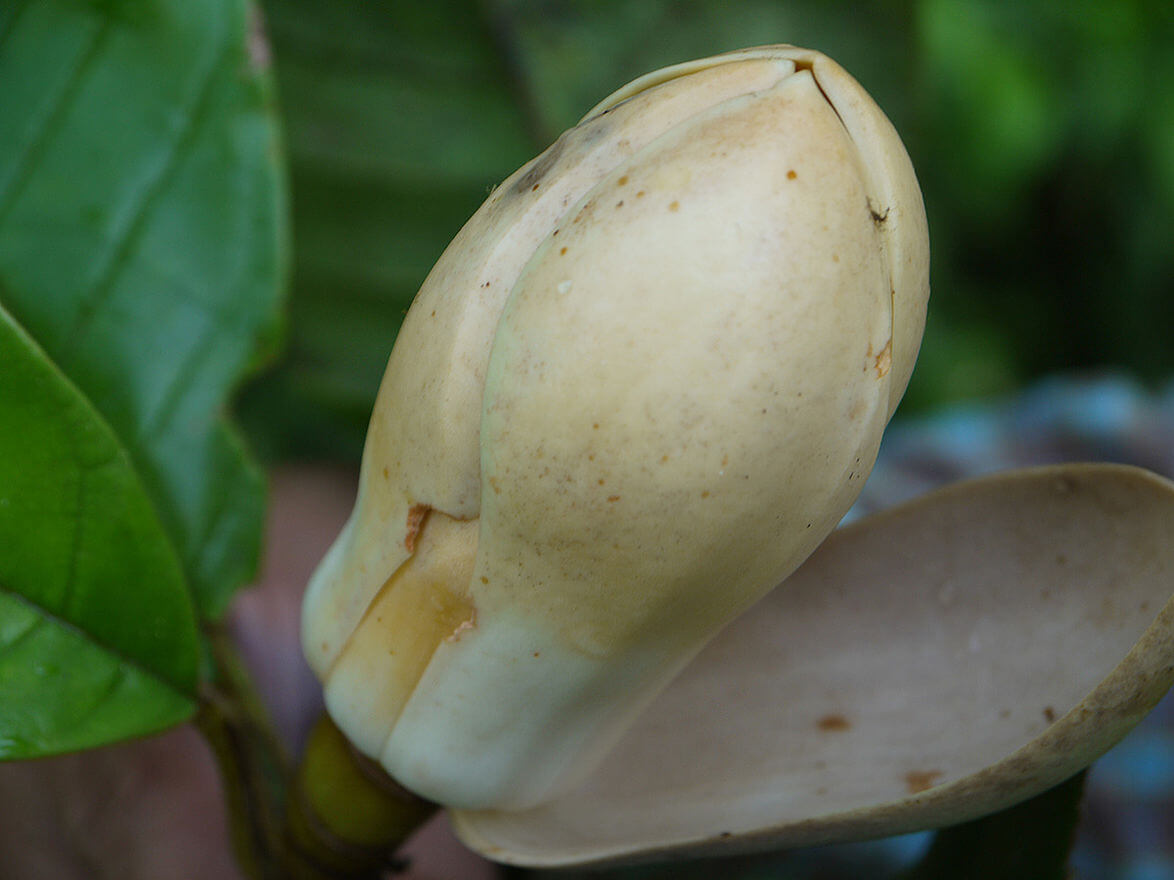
[302,45,929,811]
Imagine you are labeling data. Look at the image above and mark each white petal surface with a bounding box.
[453,464,1174,866]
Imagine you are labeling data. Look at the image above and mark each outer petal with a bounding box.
[303,54,797,679]
[452,464,1174,866]
[382,69,894,810]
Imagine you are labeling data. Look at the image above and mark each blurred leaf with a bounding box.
[0,304,198,758]
[0,0,286,618]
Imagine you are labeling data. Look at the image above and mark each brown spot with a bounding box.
[661,454,670,463]
[516,138,566,193]
[489,476,501,495]
[721,454,729,467]
[593,422,600,429]
[559,246,568,255]
[718,831,732,839]
[787,169,797,180]
[636,190,646,198]
[817,714,851,732]
[617,175,628,186]
[832,254,839,262]
[404,504,430,552]
[480,576,489,584]
[1043,706,1057,723]
[615,200,624,208]
[382,466,390,479]
[533,651,540,658]
[905,770,943,794]
[607,495,621,502]
[430,310,436,317]
[597,478,605,485]
[874,340,892,378]
[869,201,890,224]
[552,228,559,236]
[669,200,680,212]
[701,490,710,498]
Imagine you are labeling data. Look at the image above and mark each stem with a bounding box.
[196,626,435,879]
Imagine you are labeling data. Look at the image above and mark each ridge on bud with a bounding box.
[302,45,929,811]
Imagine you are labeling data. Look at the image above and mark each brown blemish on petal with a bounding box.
[404,504,430,552]
[617,175,628,186]
[1043,706,1057,723]
[607,495,621,502]
[905,770,944,794]
[874,340,892,378]
[669,200,680,212]
[817,714,851,732]
[787,169,797,180]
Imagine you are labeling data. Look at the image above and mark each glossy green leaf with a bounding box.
[0,0,285,619]
[0,304,198,757]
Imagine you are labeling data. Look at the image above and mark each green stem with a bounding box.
[196,626,435,879]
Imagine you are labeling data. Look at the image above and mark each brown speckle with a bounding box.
[817,714,851,732]
[905,770,943,794]
[531,183,540,191]
[615,200,624,208]
[480,576,489,585]
[559,246,568,255]
[597,478,605,485]
[382,466,390,479]
[404,504,430,552]
[593,422,600,429]
[669,200,680,212]
[787,169,797,180]
[533,651,541,658]
[618,175,628,186]
[718,831,732,839]
[636,190,646,198]
[1043,706,1057,723]
[607,495,621,502]
[869,201,890,224]
[701,490,710,498]
[489,476,501,495]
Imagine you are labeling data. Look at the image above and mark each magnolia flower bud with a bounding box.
[302,45,929,811]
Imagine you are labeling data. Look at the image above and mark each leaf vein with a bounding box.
[63,37,233,353]
[0,13,110,221]
[0,581,194,699]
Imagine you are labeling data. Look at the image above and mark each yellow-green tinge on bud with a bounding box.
[301,45,929,811]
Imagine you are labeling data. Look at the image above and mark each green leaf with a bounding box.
[0,0,286,619]
[0,304,198,757]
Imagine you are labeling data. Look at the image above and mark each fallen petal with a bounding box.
[453,463,1174,866]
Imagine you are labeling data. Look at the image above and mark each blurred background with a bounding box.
[237,0,1174,465]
